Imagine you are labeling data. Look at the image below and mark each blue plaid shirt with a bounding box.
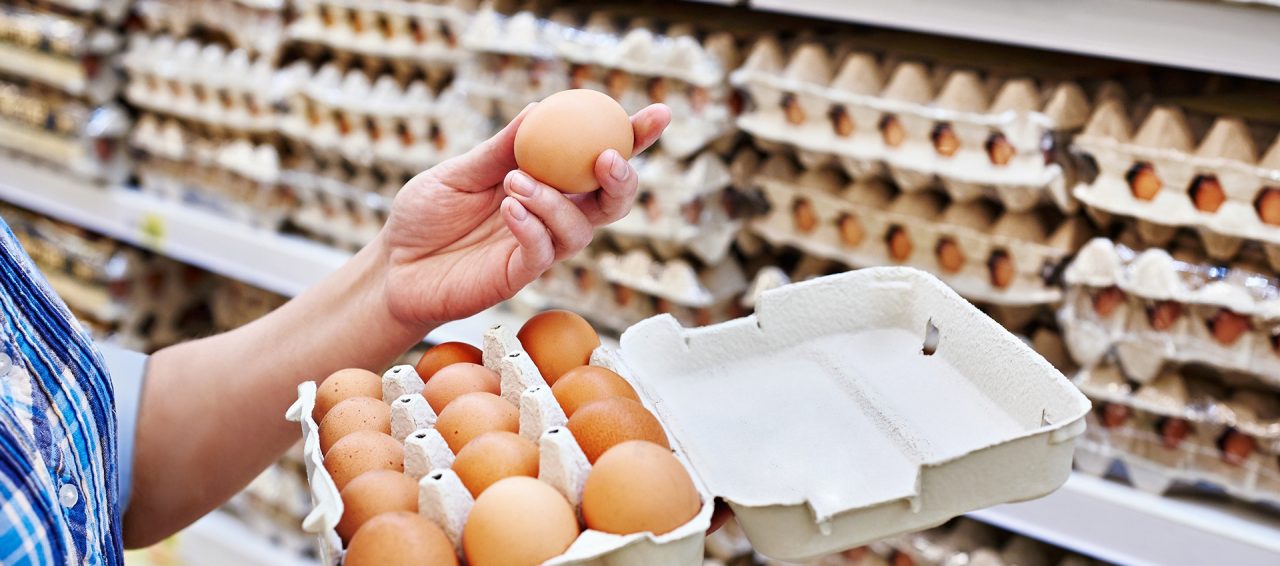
[0,217,126,565]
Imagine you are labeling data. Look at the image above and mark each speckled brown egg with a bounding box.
[336,469,418,543]
[463,477,579,566]
[452,431,539,497]
[567,397,669,463]
[313,368,381,423]
[435,392,519,453]
[422,362,500,414]
[324,430,404,491]
[582,440,701,536]
[345,511,457,566]
[514,89,634,194]
[551,365,639,417]
[517,310,601,385]
[416,341,483,382]
[319,397,392,455]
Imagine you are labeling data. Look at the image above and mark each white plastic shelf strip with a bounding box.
[749,0,1280,82]
[969,472,1280,566]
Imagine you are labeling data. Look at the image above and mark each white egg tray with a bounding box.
[133,155,290,230]
[134,0,287,57]
[288,0,471,65]
[1061,238,1280,387]
[0,120,129,184]
[731,39,1089,213]
[130,114,282,184]
[1072,100,1280,262]
[282,165,391,251]
[290,266,1088,563]
[750,159,1090,306]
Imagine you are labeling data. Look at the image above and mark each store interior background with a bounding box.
[2,0,1280,564]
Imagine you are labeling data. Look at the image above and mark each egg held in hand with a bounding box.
[582,440,702,536]
[514,89,634,194]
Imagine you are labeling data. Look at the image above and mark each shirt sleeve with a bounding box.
[99,343,147,511]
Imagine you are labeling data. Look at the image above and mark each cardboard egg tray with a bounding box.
[287,0,471,68]
[1072,99,1280,265]
[750,156,1091,307]
[122,34,282,133]
[289,267,1089,563]
[1072,365,1280,507]
[131,140,291,230]
[1061,238,1280,387]
[133,0,286,57]
[460,7,737,158]
[0,83,129,183]
[730,38,1092,213]
[281,158,395,250]
[0,5,122,102]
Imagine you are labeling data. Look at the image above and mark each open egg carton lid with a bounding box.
[1072,98,1280,247]
[288,267,1088,564]
[596,248,747,309]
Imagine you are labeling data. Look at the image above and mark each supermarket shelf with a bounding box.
[178,510,317,566]
[970,472,1280,566]
[0,157,508,345]
[749,0,1280,82]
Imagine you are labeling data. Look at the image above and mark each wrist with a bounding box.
[356,231,437,345]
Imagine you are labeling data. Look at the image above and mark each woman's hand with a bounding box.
[380,103,671,329]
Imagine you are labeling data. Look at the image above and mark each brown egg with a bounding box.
[346,512,457,566]
[319,397,392,454]
[880,115,905,147]
[792,198,818,233]
[830,105,854,137]
[324,430,404,491]
[422,363,501,414]
[416,342,482,382]
[436,392,519,453]
[781,93,805,125]
[1146,301,1182,331]
[551,365,639,417]
[935,238,964,273]
[1158,417,1191,450]
[1126,162,1161,201]
[1100,403,1128,429]
[986,133,1015,166]
[463,477,580,566]
[336,470,418,543]
[1256,188,1280,225]
[567,397,669,463]
[517,310,601,385]
[453,431,539,497]
[1220,429,1256,465]
[988,250,1014,289]
[1092,286,1125,318]
[1190,175,1226,213]
[931,123,959,157]
[837,213,864,247]
[582,440,701,536]
[1209,309,1250,345]
[886,226,912,262]
[313,368,381,423]
[514,89,634,194]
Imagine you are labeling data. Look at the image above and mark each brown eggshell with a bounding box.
[345,511,457,566]
[514,89,634,194]
[551,365,640,417]
[517,310,601,385]
[453,431,540,497]
[416,342,482,382]
[422,363,501,413]
[319,397,392,454]
[567,397,669,463]
[324,430,405,491]
[336,470,418,543]
[582,440,701,536]
[313,368,381,423]
[463,477,580,566]
[435,392,519,453]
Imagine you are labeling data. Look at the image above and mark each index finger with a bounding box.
[630,104,672,157]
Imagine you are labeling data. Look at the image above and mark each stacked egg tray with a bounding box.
[0,4,122,103]
[1070,363,1280,508]
[1072,98,1280,268]
[0,76,129,182]
[730,39,1095,213]
[290,268,1090,564]
[749,155,1092,308]
[459,6,740,159]
[280,155,400,251]
[1061,238,1280,387]
[287,0,473,76]
[133,0,287,58]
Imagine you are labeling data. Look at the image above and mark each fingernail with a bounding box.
[511,171,538,198]
[509,199,528,221]
[609,150,629,181]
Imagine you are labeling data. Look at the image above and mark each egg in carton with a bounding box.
[287,0,472,72]
[134,0,287,57]
[0,5,123,103]
[291,266,1089,564]
[1060,238,1280,387]
[1073,99,1280,267]
[750,156,1089,307]
[282,157,392,250]
[732,41,1089,213]
[0,78,130,183]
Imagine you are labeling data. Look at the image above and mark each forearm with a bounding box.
[123,233,433,548]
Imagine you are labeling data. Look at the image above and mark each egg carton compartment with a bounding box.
[287,0,473,68]
[0,5,123,102]
[1061,237,1280,386]
[459,7,738,158]
[0,78,130,183]
[281,156,397,250]
[731,39,1093,213]
[1072,97,1280,260]
[1074,378,1280,508]
[750,157,1090,307]
[133,0,287,57]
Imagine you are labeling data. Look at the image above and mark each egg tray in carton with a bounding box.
[731,39,1092,214]
[1072,99,1280,266]
[0,5,122,102]
[460,7,738,158]
[281,156,397,251]
[749,157,1091,307]
[288,0,473,69]
[134,0,286,57]
[1071,363,1280,507]
[0,78,130,183]
[289,267,1089,563]
[1061,237,1280,388]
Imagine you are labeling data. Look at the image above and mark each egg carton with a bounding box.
[0,80,129,183]
[731,39,1092,213]
[281,158,396,250]
[1072,99,1280,262]
[130,114,282,184]
[133,151,290,230]
[1074,386,1280,508]
[1061,238,1280,386]
[0,6,122,103]
[288,0,473,67]
[289,267,1089,563]
[750,156,1090,306]
[134,0,286,57]
[122,35,287,133]
[40,0,130,22]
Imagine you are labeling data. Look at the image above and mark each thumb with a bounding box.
[429,103,535,192]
